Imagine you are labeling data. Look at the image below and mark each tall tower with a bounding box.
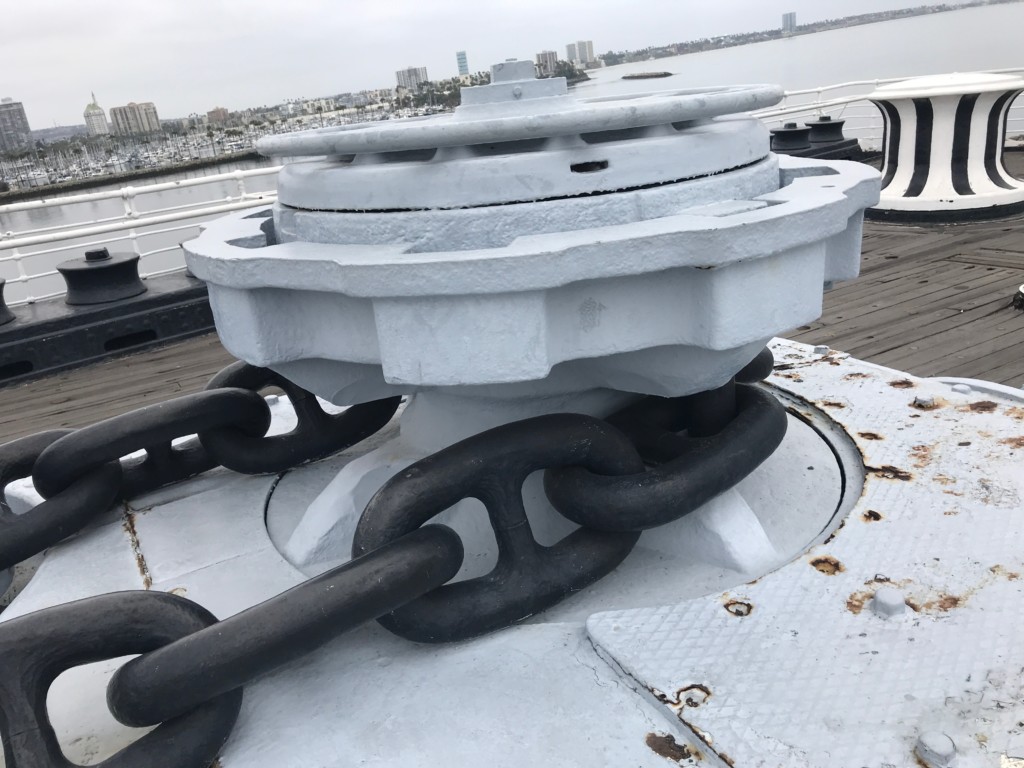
[566,43,578,64]
[84,92,109,136]
[0,98,31,152]
[456,51,469,77]
[576,40,594,66]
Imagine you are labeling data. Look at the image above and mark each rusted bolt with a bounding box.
[724,600,752,617]
[813,345,829,355]
[870,586,906,618]
[915,731,956,767]
[913,395,935,409]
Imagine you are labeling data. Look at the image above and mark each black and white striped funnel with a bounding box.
[870,72,1024,220]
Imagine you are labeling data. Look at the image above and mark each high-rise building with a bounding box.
[0,98,31,153]
[456,51,469,77]
[576,40,595,67]
[83,93,109,137]
[535,50,558,77]
[782,12,797,34]
[207,107,230,124]
[109,102,162,135]
[395,66,429,93]
[566,43,578,65]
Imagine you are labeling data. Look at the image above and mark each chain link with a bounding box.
[352,413,646,643]
[32,389,269,500]
[0,430,122,572]
[107,526,462,727]
[199,362,401,475]
[544,383,787,531]
[0,347,782,766]
[0,591,241,768]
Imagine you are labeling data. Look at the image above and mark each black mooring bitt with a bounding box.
[0,279,14,326]
[56,248,148,306]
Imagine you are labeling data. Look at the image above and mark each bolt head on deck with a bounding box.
[870,586,906,618]
[915,731,957,767]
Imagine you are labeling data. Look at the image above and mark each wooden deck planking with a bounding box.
[791,213,1024,385]
[0,334,235,442]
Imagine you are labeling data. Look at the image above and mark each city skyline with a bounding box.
[2,0,985,127]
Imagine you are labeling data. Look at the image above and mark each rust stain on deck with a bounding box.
[823,518,847,544]
[889,379,915,389]
[862,510,883,522]
[963,400,999,413]
[858,432,884,440]
[910,444,933,468]
[907,594,961,613]
[810,556,845,575]
[675,717,733,768]
[121,509,152,590]
[999,436,1024,449]
[866,465,913,481]
[723,600,753,617]
[846,590,873,614]
[645,733,698,762]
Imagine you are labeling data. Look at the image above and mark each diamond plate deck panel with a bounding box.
[588,338,1024,768]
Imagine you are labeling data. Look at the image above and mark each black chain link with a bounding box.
[352,413,646,643]
[0,363,400,574]
[544,384,787,531]
[32,389,269,500]
[107,526,462,727]
[200,362,401,475]
[0,431,122,572]
[0,591,241,768]
[0,347,782,767]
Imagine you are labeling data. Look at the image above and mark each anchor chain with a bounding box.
[0,349,783,768]
[0,365,400,573]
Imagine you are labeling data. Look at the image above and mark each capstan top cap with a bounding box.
[870,71,1024,100]
[257,62,781,158]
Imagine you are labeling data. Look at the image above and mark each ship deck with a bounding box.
[1,154,1022,444]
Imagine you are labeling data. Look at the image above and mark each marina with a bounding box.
[1,7,1024,767]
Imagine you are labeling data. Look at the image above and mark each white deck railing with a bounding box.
[0,167,281,305]
[2,68,1023,306]
[752,67,1024,148]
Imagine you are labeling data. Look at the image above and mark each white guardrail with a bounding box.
[0,167,281,305]
[2,69,1023,306]
[752,67,1024,147]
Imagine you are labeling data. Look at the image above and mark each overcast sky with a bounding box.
[6,0,961,126]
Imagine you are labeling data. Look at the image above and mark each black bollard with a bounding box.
[770,122,812,152]
[0,279,14,326]
[805,115,847,144]
[57,248,147,306]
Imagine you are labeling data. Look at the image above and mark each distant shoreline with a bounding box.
[599,0,1022,66]
[0,151,264,204]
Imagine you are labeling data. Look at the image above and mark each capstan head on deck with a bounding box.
[183,60,880,580]
[187,60,879,408]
